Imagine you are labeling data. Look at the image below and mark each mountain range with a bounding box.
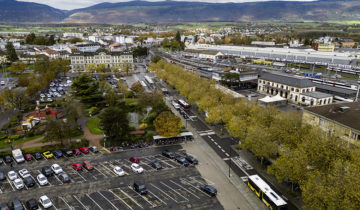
[1,0,360,23]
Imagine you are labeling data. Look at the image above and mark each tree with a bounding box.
[8,62,26,74]
[104,88,119,107]
[95,64,107,73]
[0,88,28,110]
[101,107,129,141]
[130,81,145,94]
[175,31,181,44]
[151,55,161,63]
[6,42,18,62]
[86,63,97,73]
[71,74,102,102]
[117,81,128,99]
[45,118,70,145]
[154,111,182,137]
[133,46,148,57]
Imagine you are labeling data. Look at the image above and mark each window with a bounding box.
[319,119,324,125]
[352,132,357,139]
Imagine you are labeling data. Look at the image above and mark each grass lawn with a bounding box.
[86,116,104,135]
[0,134,44,149]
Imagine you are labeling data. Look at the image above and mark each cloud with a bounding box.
[19,0,317,10]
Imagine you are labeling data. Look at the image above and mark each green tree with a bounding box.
[6,42,18,62]
[154,111,182,137]
[71,74,102,102]
[45,118,70,145]
[117,81,128,99]
[130,81,145,94]
[151,55,161,63]
[101,106,129,141]
[86,63,97,73]
[1,88,28,110]
[8,62,26,74]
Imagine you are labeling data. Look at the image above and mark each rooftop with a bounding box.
[305,102,360,131]
[260,72,315,88]
[302,91,333,99]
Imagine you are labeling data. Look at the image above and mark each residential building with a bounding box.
[88,35,101,43]
[0,51,7,64]
[63,33,83,39]
[257,72,333,106]
[70,49,134,72]
[312,42,335,52]
[75,44,101,52]
[303,102,360,144]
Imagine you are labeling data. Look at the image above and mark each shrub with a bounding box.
[125,90,134,98]
[89,106,100,116]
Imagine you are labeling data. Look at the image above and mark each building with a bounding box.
[257,72,333,106]
[312,42,335,52]
[303,102,360,144]
[70,49,134,72]
[183,49,223,60]
[0,51,7,64]
[63,33,83,39]
[88,35,101,43]
[340,39,357,48]
[75,44,101,52]
[251,41,275,46]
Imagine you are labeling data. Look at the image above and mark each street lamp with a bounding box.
[355,75,360,102]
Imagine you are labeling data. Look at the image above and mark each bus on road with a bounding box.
[177,99,190,110]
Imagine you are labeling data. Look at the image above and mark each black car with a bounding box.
[4,155,12,163]
[25,199,39,210]
[41,166,53,177]
[150,160,162,170]
[162,150,175,159]
[11,199,24,210]
[89,146,98,153]
[185,155,198,165]
[200,184,217,196]
[133,181,148,195]
[62,148,73,157]
[23,176,35,188]
[175,155,190,166]
[0,171,5,181]
[52,150,63,158]
[0,203,9,210]
[33,152,43,160]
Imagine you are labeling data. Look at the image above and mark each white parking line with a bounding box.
[150,183,178,203]
[148,190,167,205]
[54,174,63,185]
[86,193,103,210]
[94,167,108,178]
[59,196,73,210]
[7,179,15,191]
[160,181,189,202]
[128,186,155,208]
[75,170,87,182]
[109,189,133,210]
[98,191,119,210]
[179,178,211,198]
[73,195,89,210]
[170,180,200,199]
[225,153,230,157]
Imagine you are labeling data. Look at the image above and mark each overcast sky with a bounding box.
[20,0,317,10]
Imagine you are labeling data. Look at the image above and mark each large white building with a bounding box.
[70,49,134,72]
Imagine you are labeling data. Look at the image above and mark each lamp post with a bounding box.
[355,75,360,102]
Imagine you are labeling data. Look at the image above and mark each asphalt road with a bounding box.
[0,145,223,209]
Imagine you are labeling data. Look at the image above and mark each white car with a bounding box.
[51,164,63,175]
[40,93,45,98]
[18,169,31,178]
[131,163,144,174]
[13,178,24,190]
[113,166,125,176]
[47,98,53,102]
[37,173,48,186]
[39,195,53,208]
[8,171,18,181]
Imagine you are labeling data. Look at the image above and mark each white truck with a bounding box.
[12,149,25,163]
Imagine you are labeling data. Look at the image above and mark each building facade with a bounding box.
[70,50,134,72]
[303,102,360,144]
[257,73,333,106]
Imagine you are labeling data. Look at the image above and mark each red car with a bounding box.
[72,163,82,171]
[130,156,140,163]
[82,161,94,170]
[80,147,89,154]
[73,148,81,156]
[24,154,32,161]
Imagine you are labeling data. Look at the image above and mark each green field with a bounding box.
[86,116,104,135]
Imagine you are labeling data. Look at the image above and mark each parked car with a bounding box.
[72,148,81,156]
[37,174,48,186]
[162,150,175,159]
[24,154,32,161]
[0,158,3,165]
[130,156,140,163]
[43,151,53,159]
[82,161,93,170]
[23,176,36,188]
[113,166,125,176]
[13,178,24,190]
[131,163,144,174]
[133,181,148,195]
[11,199,24,210]
[58,173,70,183]
[8,171,18,181]
[18,169,31,178]
[51,164,63,175]
[0,203,9,210]
[4,155,13,163]
[33,152,43,160]
[0,171,6,181]
[79,147,89,154]
[39,195,52,209]
[175,155,190,167]
[41,166,53,177]
[62,148,73,157]
[89,146,98,153]
[200,184,217,196]
[185,155,198,164]
[150,161,163,170]
[25,199,39,210]
[72,163,82,171]
[52,150,63,158]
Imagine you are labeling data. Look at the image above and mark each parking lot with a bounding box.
[0,145,223,209]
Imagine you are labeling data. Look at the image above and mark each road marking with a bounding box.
[86,193,103,210]
[170,180,200,199]
[221,149,225,153]
[54,174,63,185]
[150,183,178,203]
[160,181,189,202]
[148,190,167,205]
[7,178,15,191]
[120,189,143,209]
[109,189,133,210]
[98,191,119,210]
[94,167,108,178]
[59,196,73,210]
[214,142,218,145]
[73,195,89,210]
[75,170,87,182]
[225,153,230,157]
[179,178,212,198]
[128,186,155,208]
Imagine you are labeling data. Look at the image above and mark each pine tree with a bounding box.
[6,42,18,63]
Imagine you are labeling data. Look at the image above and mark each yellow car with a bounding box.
[43,151,54,159]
